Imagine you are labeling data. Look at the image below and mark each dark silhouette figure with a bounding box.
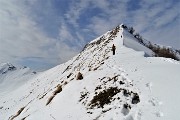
[112,44,116,55]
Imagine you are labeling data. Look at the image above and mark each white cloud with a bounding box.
[0,1,47,58]
[0,0,79,70]
[154,7,179,28]
[87,17,111,35]
[58,23,74,43]
[65,0,91,27]
[85,0,129,35]
[90,0,110,10]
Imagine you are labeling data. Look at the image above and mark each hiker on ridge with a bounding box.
[112,44,116,55]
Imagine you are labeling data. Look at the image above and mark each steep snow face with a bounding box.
[123,29,155,57]
[0,25,180,120]
[0,63,37,97]
[122,25,180,61]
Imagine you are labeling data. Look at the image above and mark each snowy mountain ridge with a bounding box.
[122,24,180,60]
[0,63,17,75]
[0,63,37,98]
[0,24,180,120]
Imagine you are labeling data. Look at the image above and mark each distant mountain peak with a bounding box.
[0,62,16,74]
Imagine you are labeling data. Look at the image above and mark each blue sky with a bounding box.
[0,0,179,71]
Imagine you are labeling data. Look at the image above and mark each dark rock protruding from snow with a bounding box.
[132,93,140,104]
[76,72,83,80]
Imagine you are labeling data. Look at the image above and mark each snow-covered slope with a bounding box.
[123,30,155,57]
[122,24,180,61]
[0,25,180,120]
[0,63,37,98]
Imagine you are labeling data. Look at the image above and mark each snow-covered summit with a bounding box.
[0,63,37,98]
[0,63,16,74]
[0,25,180,120]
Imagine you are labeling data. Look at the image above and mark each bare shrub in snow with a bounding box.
[46,84,62,105]
[67,73,73,78]
[79,91,89,102]
[63,81,68,86]
[151,46,178,60]
[132,93,140,104]
[53,84,62,95]
[122,24,128,29]
[89,87,121,108]
[129,27,135,34]
[158,48,178,60]
[46,95,55,105]
[10,107,25,120]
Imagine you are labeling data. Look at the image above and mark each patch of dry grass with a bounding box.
[46,84,62,105]
[10,107,25,120]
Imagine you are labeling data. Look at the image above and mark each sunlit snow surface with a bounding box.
[0,63,36,98]
[0,25,180,120]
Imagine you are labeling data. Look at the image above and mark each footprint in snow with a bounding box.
[146,82,152,91]
[156,111,164,117]
[148,98,163,106]
[124,110,142,120]
[121,104,131,116]
[125,115,134,120]
[121,107,130,116]
[134,110,142,120]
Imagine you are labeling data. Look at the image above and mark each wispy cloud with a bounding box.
[0,0,78,70]
[64,0,91,28]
